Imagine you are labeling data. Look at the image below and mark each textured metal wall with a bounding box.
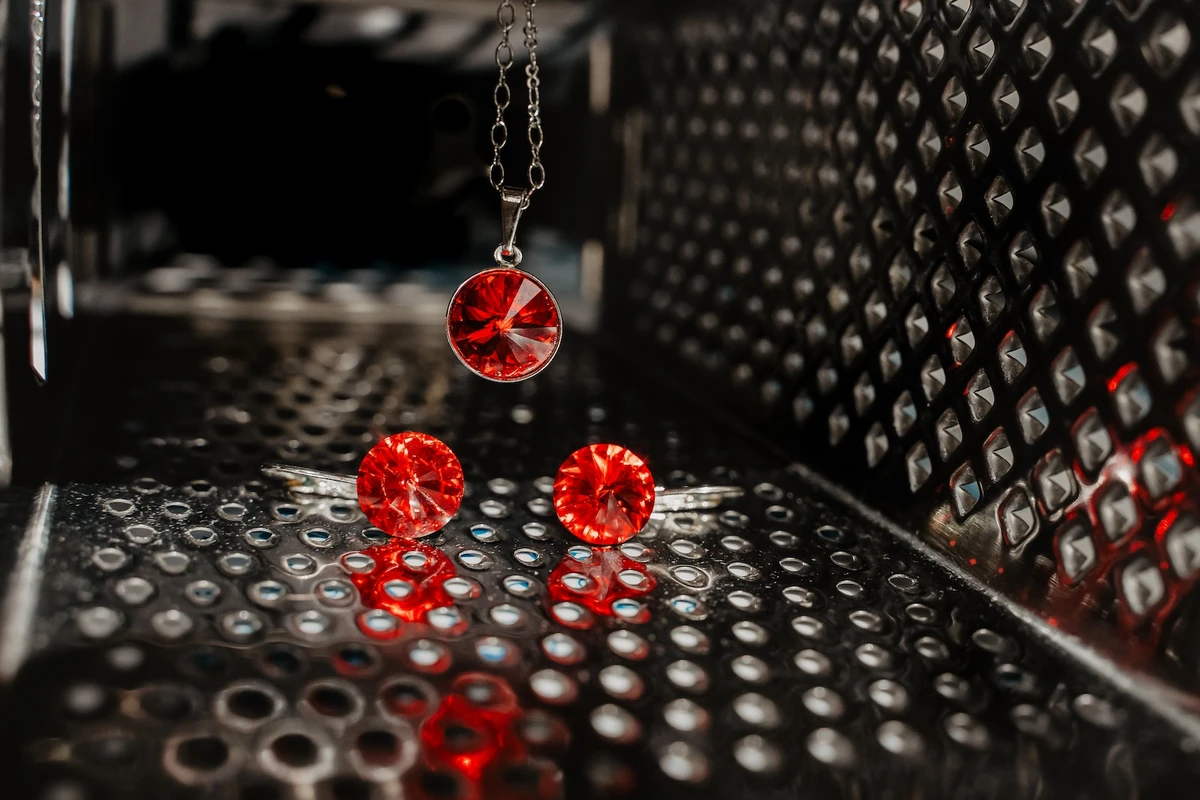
[611,0,1200,693]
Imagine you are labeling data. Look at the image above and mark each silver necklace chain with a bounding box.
[490,0,544,198]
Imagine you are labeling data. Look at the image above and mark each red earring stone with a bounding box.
[356,432,464,538]
[552,444,657,545]
[446,267,562,382]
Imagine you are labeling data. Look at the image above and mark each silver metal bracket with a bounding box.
[496,186,530,266]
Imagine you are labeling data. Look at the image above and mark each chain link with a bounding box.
[490,0,543,196]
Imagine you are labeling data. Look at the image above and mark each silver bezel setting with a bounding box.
[445,265,563,383]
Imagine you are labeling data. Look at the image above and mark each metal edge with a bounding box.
[0,483,56,681]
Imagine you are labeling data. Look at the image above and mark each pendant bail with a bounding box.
[496,186,529,266]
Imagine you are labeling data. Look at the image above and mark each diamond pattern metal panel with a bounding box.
[612,0,1200,672]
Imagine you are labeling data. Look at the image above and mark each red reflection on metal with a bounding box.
[407,674,566,800]
[1131,428,1195,512]
[1149,506,1200,617]
[351,541,456,634]
[1162,200,1178,221]
[547,548,656,621]
[1154,509,1182,549]
[420,674,522,781]
[1046,420,1200,646]
[380,682,431,720]
[1106,362,1137,394]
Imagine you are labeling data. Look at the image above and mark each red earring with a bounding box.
[552,444,657,545]
[262,432,464,538]
[356,432,465,538]
[552,443,747,546]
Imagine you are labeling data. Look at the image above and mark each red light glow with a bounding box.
[547,548,656,623]
[1107,362,1137,395]
[351,540,458,637]
[419,674,523,781]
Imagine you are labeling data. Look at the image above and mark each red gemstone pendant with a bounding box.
[356,432,464,538]
[553,444,656,545]
[446,267,562,382]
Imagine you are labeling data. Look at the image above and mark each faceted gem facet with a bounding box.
[553,444,656,545]
[356,432,464,538]
[447,267,561,381]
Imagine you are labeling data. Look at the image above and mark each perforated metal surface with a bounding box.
[2,318,1197,798]
[612,0,1200,688]
[6,0,1200,794]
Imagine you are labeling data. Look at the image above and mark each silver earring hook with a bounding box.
[261,463,744,514]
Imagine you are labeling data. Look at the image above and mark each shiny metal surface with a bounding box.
[1,317,1197,798]
[2,0,1199,795]
[609,0,1200,705]
[260,464,363,502]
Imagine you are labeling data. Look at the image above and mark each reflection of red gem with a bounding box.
[380,680,432,719]
[407,675,567,800]
[351,541,456,624]
[553,444,656,545]
[357,432,464,538]
[1130,427,1193,512]
[420,674,523,781]
[447,267,561,382]
[547,549,655,619]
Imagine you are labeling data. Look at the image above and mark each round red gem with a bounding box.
[356,432,464,538]
[446,267,561,382]
[553,444,656,545]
